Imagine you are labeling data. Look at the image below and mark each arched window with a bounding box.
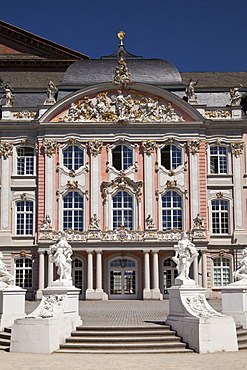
[210,146,228,174]
[212,256,231,287]
[211,199,229,234]
[16,201,34,235]
[112,145,133,171]
[63,146,84,171]
[161,145,182,170]
[163,258,178,294]
[63,191,83,231]
[15,257,33,288]
[162,191,182,230]
[112,191,133,230]
[17,147,34,175]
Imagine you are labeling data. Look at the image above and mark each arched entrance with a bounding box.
[163,257,178,297]
[108,256,138,300]
[72,256,85,299]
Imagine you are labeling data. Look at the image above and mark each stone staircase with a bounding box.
[56,325,193,354]
[236,326,247,350]
[0,328,11,351]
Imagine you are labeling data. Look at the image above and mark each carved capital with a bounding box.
[0,142,13,159]
[42,139,59,157]
[88,140,103,157]
[142,140,157,155]
[186,140,200,155]
[230,141,244,157]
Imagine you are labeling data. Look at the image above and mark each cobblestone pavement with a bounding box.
[25,299,222,326]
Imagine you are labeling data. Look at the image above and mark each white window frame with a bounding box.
[14,256,33,289]
[62,190,85,232]
[112,190,134,230]
[209,145,229,174]
[60,142,86,175]
[211,254,233,288]
[159,189,184,231]
[12,193,36,237]
[211,198,230,235]
[13,146,36,176]
[107,141,137,175]
[158,141,184,173]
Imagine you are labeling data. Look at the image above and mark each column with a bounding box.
[143,250,151,299]
[45,152,55,224]
[188,144,200,226]
[0,153,11,242]
[202,252,207,289]
[144,147,155,227]
[89,142,101,225]
[96,250,103,292]
[86,250,95,300]
[193,254,199,285]
[36,251,45,299]
[47,257,54,287]
[151,250,162,300]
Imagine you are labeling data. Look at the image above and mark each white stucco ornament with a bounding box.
[231,247,247,285]
[172,232,199,286]
[48,233,73,286]
[0,251,14,288]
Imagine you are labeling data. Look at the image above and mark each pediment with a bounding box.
[40,83,204,124]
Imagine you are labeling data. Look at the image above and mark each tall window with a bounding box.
[15,258,33,288]
[162,191,182,230]
[213,257,231,287]
[212,199,229,234]
[112,145,133,171]
[63,191,83,231]
[17,147,34,175]
[63,146,84,171]
[210,146,227,174]
[113,191,133,230]
[161,145,182,170]
[16,201,34,235]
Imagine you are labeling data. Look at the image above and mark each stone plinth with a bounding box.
[10,285,81,353]
[0,286,26,330]
[222,285,247,329]
[166,286,238,353]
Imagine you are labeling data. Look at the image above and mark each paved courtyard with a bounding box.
[25,299,222,326]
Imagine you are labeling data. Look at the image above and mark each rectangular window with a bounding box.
[16,201,34,235]
[212,200,229,234]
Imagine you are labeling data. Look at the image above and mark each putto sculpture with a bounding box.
[172,232,199,285]
[230,84,243,106]
[2,83,14,107]
[0,251,14,287]
[48,233,73,285]
[232,247,247,284]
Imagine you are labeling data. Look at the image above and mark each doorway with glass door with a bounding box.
[109,257,138,299]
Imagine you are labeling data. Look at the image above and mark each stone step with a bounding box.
[60,342,187,350]
[236,325,247,350]
[56,348,193,354]
[75,325,171,331]
[238,343,247,350]
[0,330,11,351]
[0,332,11,340]
[71,329,176,337]
[66,335,182,343]
[238,335,247,342]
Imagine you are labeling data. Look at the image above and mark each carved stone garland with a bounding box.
[101,175,143,203]
[186,140,200,155]
[42,139,59,157]
[0,142,13,159]
[88,140,103,157]
[142,140,157,155]
[230,141,244,157]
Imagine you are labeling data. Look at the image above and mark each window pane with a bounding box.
[63,192,83,231]
[16,201,34,235]
[112,191,133,230]
[210,146,227,174]
[212,199,229,234]
[162,191,182,230]
[112,145,133,171]
[63,146,84,171]
[17,147,34,175]
[161,145,181,170]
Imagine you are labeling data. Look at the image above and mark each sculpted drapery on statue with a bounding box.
[172,232,199,286]
[48,234,73,286]
[0,251,14,287]
[232,247,247,285]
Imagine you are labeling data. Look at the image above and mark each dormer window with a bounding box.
[112,145,133,171]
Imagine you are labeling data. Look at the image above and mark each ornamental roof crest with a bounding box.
[58,90,185,123]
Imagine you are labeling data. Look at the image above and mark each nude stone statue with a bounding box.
[0,251,14,287]
[48,234,73,285]
[232,247,247,285]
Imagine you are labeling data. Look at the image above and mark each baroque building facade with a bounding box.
[0,21,247,300]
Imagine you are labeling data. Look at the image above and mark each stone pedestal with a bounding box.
[0,286,26,330]
[166,286,238,353]
[10,285,81,354]
[222,285,247,329]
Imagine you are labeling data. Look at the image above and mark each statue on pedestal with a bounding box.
[172,232,198,285]
[0,251,14,287]
[232,247,247,284]
[2,83,14,107]
[44,80,58,105]
[185,79,198,104]
[48,234,73,285]
[230,84,243,106]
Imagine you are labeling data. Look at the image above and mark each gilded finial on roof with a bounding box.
[117,31,125,41]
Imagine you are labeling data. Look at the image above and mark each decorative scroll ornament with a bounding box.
[40,215,52,230]
[101,175,142,203]
[88,214,100,230]
[20,193,28,200]
[204,110,231,119]
[0,142,13,159]
[186,140,200,155]
[13,110,36,119]
[88,140,103,157]
[230,84,243,106]
[166,180,177,189]
[232,247,247,285]
[193,214,204,229]
[185,295,224,318]
[42,139,59,157]
[27,294,65,319]
[59,91,185,124]
[113,58,131,87]
[2,83,14,107]
[230,141,244,157]
[185,79,198,105]
[142,140,157,155]
[67,180,78,189]
[145,214,155,229]
[216,191,224,199]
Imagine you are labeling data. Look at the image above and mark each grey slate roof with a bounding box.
[181,72,247,89]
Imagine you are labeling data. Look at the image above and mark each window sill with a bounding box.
[12,235,35,240]
[11,175,36,179]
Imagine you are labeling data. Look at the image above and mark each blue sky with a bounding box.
[1,0,247,72]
